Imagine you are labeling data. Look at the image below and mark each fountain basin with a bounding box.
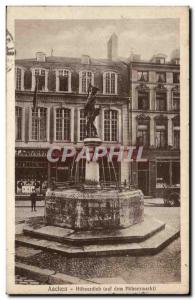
[45,188,144,230]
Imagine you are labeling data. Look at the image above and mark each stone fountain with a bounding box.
[19,85,179,256]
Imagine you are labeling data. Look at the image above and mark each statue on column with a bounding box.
[84,84,100,138]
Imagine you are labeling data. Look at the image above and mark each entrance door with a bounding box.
[138,170,149,195]
[138,162,149,195]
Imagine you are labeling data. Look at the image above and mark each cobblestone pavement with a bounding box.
[15,200,181,284]
[15,274,42,285]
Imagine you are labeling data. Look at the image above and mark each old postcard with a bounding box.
[6,6,189,294]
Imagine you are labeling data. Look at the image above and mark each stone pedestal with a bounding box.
[85,161,99,182]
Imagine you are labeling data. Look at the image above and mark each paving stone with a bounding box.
[48,273,94,285]
[15,246,42,258]
[16,262,54,283]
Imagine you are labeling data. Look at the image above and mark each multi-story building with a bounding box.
[15,33,180,199]
[129,50,180,197]
[15,34,130,198]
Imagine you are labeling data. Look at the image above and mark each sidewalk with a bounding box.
[16,200,45,207]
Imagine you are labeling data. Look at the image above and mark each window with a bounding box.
[155,127,166,148]
[156,161,170,186]
[172,91,180,111]
[156,91,167,111]
[32,107,47,140]
[56,108,71,141]
[155,58,165,64]
[172,161,180,185]
[138,90,149,110]
[35,69,46,91]
[104,110,118,142]
[156,160,180,187]
[173,130,180,149]
[156,72,166,83]
[137,71,148,82]
[58,69,71,92]
[137,125,149,147]
[173,72,180,84]
[80,71,93,93]
[16,67,22,90]
[79,109,86,141]
[104,72,117,94]
[15,107,22,140]
[172,59,180,65]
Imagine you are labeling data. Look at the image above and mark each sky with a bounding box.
[15,19,179,61]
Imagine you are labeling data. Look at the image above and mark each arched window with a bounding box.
[103,72,117,94]
[56,108,71,141]
[79,71,94,93]
[31,107,47,141]
[104,110,118,142]
[15,107,22,140]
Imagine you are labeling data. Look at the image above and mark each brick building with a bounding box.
[15,34,131,198]
[129,50,180,197]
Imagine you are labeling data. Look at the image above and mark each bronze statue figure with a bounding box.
[84,84,100,137]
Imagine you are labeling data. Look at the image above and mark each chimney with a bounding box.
[81,55,90,64]
[107,33,118,60]
[36,52,46,62]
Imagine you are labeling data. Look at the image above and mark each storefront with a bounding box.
[15,149,49,199]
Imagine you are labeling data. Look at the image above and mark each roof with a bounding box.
[15,56,127,69]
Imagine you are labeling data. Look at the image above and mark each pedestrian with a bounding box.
[30,187,37,212]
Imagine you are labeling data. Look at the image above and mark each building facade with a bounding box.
[129,51,180,197]
[15,34,180,198]
[15,35,131,198]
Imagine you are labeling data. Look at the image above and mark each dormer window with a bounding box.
[155,57,165,64]
[103,72,117,95]
[56,69,71,92]
[79,71,94,93]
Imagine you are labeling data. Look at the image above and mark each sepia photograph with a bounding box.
[6,6,189,295]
